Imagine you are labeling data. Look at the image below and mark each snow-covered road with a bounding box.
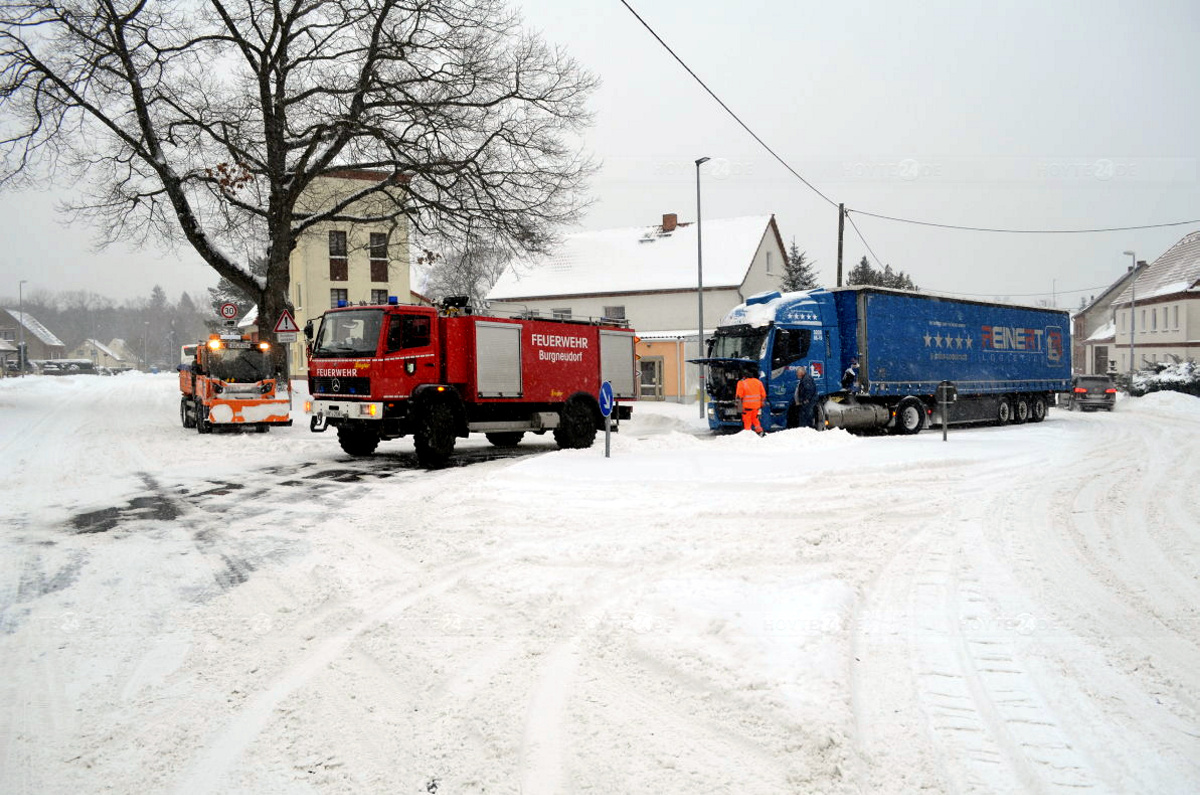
[2,374,1197,794]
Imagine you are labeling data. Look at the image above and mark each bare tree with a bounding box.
[417,232,513,308]
[0,0,597,369]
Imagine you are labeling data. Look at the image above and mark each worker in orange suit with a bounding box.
[735,370,767,436]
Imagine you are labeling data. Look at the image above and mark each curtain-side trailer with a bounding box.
[701,287,1071,434]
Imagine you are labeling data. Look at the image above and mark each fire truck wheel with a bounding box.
[195,399,212,434]
[337,426,380,457]
[485,432,524,448]
[415,401,456,468]
[554,397,598,449]
[180,397,195,428]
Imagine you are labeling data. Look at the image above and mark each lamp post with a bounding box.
[18,279,27,374]
[1122,250,1136,376]
[695,156,711,417]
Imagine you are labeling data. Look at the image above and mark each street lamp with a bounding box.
[1122,250,1136,376]
[695,156,711,417]
[18,279,27,374]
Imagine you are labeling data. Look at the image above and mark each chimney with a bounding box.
[662,213,677,232]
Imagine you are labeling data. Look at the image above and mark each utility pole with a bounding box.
[836,204,845,287]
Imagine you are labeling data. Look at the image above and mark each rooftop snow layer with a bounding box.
[3,309,65,347]
[488,215,775,299]
[1112,230,1200,305]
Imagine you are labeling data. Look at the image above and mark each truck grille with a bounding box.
[310,376,371,396]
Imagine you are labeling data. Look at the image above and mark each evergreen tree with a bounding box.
[780,239,818,292]
[848,256,918,290]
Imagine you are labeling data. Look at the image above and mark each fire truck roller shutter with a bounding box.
[600,331,637,399]
[475,321,523,398]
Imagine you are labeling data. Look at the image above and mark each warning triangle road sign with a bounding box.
[274,309,300,333]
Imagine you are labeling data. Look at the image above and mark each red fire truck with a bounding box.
[304,299,637,467]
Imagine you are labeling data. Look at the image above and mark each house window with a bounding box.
[370,232,388,282]
[294,282,303,310]
[329,231,348,281]
[603,305,625,321]
[1141,309,1146,331]
[766,251,773,274]
[552,307,572,319]
[371,289,388,305]
[330,288,348,308]
[0,329,13,341]
[1174,305,1180,329]
[1119,312,1125,331]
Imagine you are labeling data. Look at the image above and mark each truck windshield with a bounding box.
[709,326,769,361]
[311,309,384,358]
[207,348,273,382]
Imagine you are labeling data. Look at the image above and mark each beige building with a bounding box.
[1073,261,1146,375]
[68,338,129,369]
[286,170,411,376]
[488,214,788,402]
[1110,230,1200,373]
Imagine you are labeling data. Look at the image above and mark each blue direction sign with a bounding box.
[599,381,615,417]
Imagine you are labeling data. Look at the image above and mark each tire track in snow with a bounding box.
[173,552,496,794]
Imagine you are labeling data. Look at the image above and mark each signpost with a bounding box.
[937,380,957,442]
[599,381,615,458]
[273,309,300,343]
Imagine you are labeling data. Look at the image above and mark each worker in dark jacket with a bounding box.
[735,369,767,436]
[841,357,860,392]
[793,365,819,429]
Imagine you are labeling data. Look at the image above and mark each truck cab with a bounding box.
[701,289,842,433]
[179,334,292,433]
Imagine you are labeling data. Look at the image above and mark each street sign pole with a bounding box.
[599,381,614,459]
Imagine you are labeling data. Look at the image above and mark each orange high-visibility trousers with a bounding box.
[741,408,763,433]
[736,377,766,434]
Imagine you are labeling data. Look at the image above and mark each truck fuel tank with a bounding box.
[823,399,890,431]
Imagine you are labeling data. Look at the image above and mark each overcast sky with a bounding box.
[2,0,1197,308]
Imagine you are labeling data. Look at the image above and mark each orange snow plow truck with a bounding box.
[179,334,292,433]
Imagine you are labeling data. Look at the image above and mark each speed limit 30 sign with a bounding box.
[219,302,238,320]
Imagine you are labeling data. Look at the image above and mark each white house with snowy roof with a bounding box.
[1,309,65,366]
[69,338,129,369]
[1109,230,1200,373]
[487,213,788,401]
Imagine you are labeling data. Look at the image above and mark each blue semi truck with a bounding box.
[700,286,1072,434]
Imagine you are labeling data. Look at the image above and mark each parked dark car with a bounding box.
[1068,374,1117,412]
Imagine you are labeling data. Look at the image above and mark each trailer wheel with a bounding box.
[180,397,195,428]
[414,401,456,468]
[338,426,380,457]
[1030,395,1048,423]
[996,397,1012,425]
[554,396,598,449]
[893,398,926,435]
[485,432,524,448]
[1012,397,1030,424]
[195,399,212,434]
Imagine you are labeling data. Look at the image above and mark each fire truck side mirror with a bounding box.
[303,320,313,341]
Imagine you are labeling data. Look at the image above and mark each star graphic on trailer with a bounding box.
[924,332,932,347]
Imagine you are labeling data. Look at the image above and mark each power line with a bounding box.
[845,211,884,269]
[849,209,1200,235]
[617,1,1200,236]
[617,0,838,209]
